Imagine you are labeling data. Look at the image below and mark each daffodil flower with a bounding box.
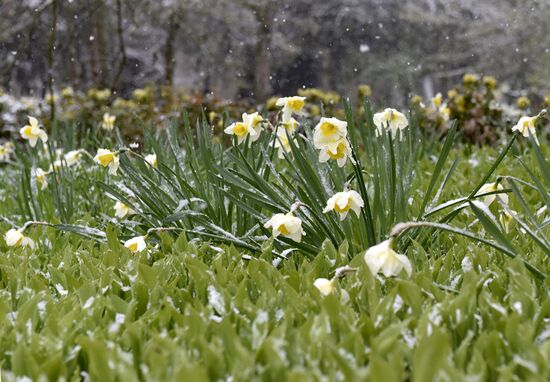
[512,116,539,145]
[276,96,306,121]
[499,210,517,233]
[476,182,508,207]
[264,212,305,242]
[93,149,120,175]
[364,238,412,277]
[280,116,300,134]
[313,278,336,296]
[0,142,14,161]
[313,117,348,146]
[145,153,157,168]
[20,116,48,147]
[323,190,364,220]
[5,228,35,249]
[34,168,48,190]
[64,150,83,166]
[114,201,135,219]
[224,112,263,145]
[318,137,354,167]
[102,113,116,131]
[373,108,408,139]
[124,236,146,253]
[274,127,296,159]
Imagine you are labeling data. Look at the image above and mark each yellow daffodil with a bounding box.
[20,116,48,147]
[432,93,443,108]
[34,168,48,190]
[313,278,336,296]
[364,239,412,277]
[274,128,296,159]
[276,96,306,121]
[476,182,508,207]
[124,236,146,253]
[516,96,530,110]
[323,190,364,220]
[499,210,517,233]
[114,201,135,219]
[102,113,116,131]
[313,117,348,146]
[224,112,263,145]
[318,137,354,168]
[145,153,158,168]
[61,86,74,98]
[93,149,120,175]
[264,212,304,242]
[5,228,35,249]
[373,108,408,139]
[512,116,539,145]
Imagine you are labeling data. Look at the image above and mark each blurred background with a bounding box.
[1,0,549,106]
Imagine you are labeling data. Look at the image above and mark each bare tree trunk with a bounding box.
[47,0,58,121]
[253,5,274,103]
[164,11,180,87]
[111,0,127,91]
[92,0,109,88]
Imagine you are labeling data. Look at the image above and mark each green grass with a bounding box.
[0,102,549,381]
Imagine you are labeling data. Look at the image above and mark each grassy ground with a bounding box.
[0,106,549,380]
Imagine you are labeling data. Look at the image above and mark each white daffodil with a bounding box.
[64,150,83,166]
[264,212,305,242]
[20,116,48,147]
[224,112,263,145]
[102,113,116,131]
[476,182,508,207]
[5,228,35,249]
[144,153,158,168]
[34,168,48,190]
[93,149,120,175]
[280,116,300,134]
[124,236,146,253]
[0,142,14,161]
[318,137,354,168]
[499,210,518,233]
[323,190,364,220]
[364,239,412,278]
[512,116,539,145]
[274,127,296,159]
[313,278,335,296]
[373,108,408,139]
[114,201,135,219]
[276,96,306,121]
[313,117,348,147]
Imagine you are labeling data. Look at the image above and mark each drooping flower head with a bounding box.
[145,153,158,168]
[114,201,135,219]
[280,116,300,135]
[276,96,306,121]
[476,182,508,207]
[64,150,83,166]
[34,168,49,190]
[5,228,35,249]
[274,127,297,159]
[264,212,305,242]
[93,149,120,175]
[102,113,116,131]
[364,239,412,277]
[512,116,539,145]
[20,116,48,147]
[373,108,408,139]
[124,236,146,253]
[313,278,335,296]
[323,190,364,220]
